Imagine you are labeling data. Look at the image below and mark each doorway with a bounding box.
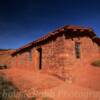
[37,48,42,70]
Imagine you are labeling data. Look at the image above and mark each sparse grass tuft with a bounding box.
[31,96,36,100]
[0,64,7,69]
[91,60,100,67]
[42,96,53,100]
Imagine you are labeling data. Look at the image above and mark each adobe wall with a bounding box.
[41,35,100,76]
[0,50,14,67]
[11,34,100,76]
[63,36,100,68]
[41,34,65,74]
[11,51,35,70]
[59,35,100,81]
[11,34,65,72]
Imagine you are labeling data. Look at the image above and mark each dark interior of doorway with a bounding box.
[37,48,42,70]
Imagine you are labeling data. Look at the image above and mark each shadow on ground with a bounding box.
[0,75,29,100]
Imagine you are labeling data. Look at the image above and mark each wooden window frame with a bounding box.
[29,50,32,61]
[75,42,80,58]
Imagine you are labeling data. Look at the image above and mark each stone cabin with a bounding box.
[11,25,100,76]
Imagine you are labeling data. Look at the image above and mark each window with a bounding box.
[75,42,80,58]
[29,50,32,61]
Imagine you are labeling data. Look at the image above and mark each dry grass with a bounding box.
[42,96,53,100]
[0,75,28,100]
[91,60,100,67]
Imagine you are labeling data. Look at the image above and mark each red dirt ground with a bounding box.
[0,64,100,100]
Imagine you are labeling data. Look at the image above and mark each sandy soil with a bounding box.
[0,65,100,100]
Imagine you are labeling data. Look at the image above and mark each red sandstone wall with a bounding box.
[11,35,100,75]
[0,50,14,67]
[42,35,65,73]
[63,36,100,68]
[61,36,100,82]
[11,51,34,70]
[11,35,65,72]
[41,35,100,77]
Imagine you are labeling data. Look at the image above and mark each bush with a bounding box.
[42,96,53,100]
[31,96,36,100]
[91,60,100,67]
[0,64,7,69]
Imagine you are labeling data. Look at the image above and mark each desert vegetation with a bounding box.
[91,60,100,67]
[42,96,53,100]
[0,64,7,69]
[0,75,28,100]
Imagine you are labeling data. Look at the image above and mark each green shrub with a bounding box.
[91,60,100,67]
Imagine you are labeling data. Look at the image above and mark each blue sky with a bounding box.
[0,0,100,49]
